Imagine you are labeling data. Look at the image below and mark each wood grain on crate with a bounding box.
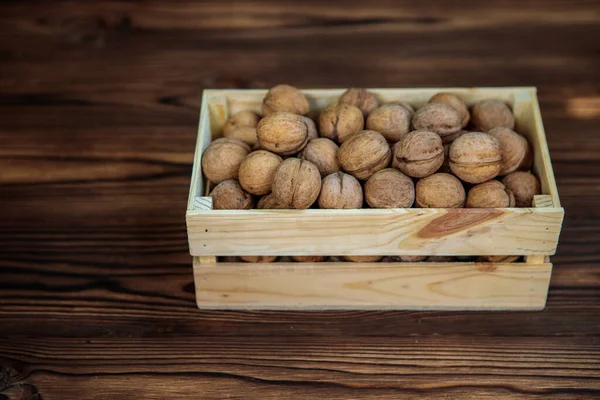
[193,258,552,310]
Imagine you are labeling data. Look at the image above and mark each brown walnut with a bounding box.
[471,99,515,132]
[339,88,379,116]
[319,102,364,143]
[488,127,533,175]
[429,92,470,128]
[210,179,253,210]
[502,171,541,207]
[272,158,322,209]
[338,130,391,180]
[201,138,250,184]
[466,180,516,208]
[262,84,309,116]
[449,132,502,184]
[365,168,415,208]
[238,150,283,195]
[392,130,444,178]
[257,112,309,156]
[415,173,465,208]
[366,104,411,142]
[318,172,363,209]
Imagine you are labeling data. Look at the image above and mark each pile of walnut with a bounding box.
[202,84,541,263]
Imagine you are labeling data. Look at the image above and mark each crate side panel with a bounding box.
[187,208,563,256]
[193,259,552,310]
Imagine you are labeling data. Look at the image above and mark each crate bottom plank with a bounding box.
[193,258,552,310]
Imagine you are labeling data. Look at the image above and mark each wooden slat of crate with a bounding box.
[193,257,552,310]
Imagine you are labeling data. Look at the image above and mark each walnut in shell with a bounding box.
[471,99,515,132]
[257,112,309,155]
[272,158,321,209]
[292,256,326,262]
[319,102,364,144]
[262,84,309,116]
[429,93,470,128]
[415,173,465,208]
[389,100,415,116]
[201,138,250,184]
[488,127,533,175]
[449,132,502,184]
[343,256,383,262]
[300,138,340,177]
[466,180,516,208]
[365,168,415,208]
[412,103,462,139]
[224,127,258,148]
[223,111,260,136]
[238,150,283,195]
[240,256,278,263]
[392,130,444,178]
[257,192,289,209]
[338,130,391,180]
[302,116,319,139]
[366,104,411,142]
[318,172,363,209]
[339,88,379,116]
[210,179,253,210]
[502,171,541,207]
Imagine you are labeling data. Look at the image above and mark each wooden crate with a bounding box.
[187,87,564,310]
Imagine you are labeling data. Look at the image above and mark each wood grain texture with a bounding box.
[194,259,552,310]
[0,0,599,398]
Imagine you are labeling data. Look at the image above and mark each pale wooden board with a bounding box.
[187,207,564,256]
[193,258,552,310]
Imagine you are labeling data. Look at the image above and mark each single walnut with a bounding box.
[399,256,427,262]
[240,256,277,263]
[318,172,363,209]
[365,168,415,208]
[223,111,260,135]
[238,150,283,195]
[415,173,465,208]
[388,100,415,116]
[449,132,502,183]
[488,127,533,175]
[319,102,364,143]
[477,255,520,263]
[338,130,391,180]
[412,103,462,139]
[210,179,253,210]
[292,256,326,262]
[471,99,515,132]
[392,130,444,178]
[257,112,309,155]
[262,84,309,116]
[366,104,411,142]
[429,93,470,128]
[256,192,289,209]
[466,180,516,208]
[426,256,455,262]
[272,158,321,209]
[343,256,383,262]
[502,171,541,207]
[224,127,258,148]
[202,138,250,184]
[339,88,379,116]
[300,138,340,177]
[302,116,319,139]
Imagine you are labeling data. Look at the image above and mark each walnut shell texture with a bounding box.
[471,99,515,132]
[223,110,260,135]
[488,127,533,175]
[256,192,289,209]
[238,150,283,195]
[338,130,391,180]
[257,112,309,155]
[201,138,250,184]
[300,138,340,177]
[366,104,411,142]
[339,88,379,116]
[318,172,363,209]
[224,126,258,147]
[502,171,541,207]
[343,256,383,262]
[365,168,415,208]
[429,93,470,128]
[466,180,516,208]
[392,130,444,178]
[272,158,322,209]
[302,116,319,139]
[388,100,415,116]
[415,173,465,208]
[262,84,309,116]
[412,103,462,138]
[210,179,253,210]
[449,132,502,184]
[240,256,278,263]
[319,102,364,143]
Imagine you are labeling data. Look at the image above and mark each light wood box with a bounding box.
[187,88,564,310]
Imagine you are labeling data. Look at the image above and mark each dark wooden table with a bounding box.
[1,1,599,399]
